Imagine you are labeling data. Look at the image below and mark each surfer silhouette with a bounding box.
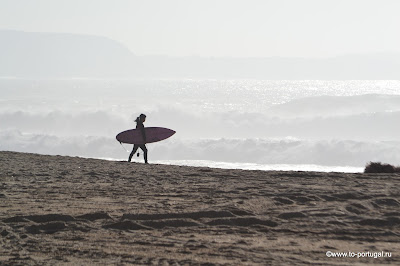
[128,114,148,164]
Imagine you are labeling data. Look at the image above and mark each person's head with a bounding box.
[139,113,146,122]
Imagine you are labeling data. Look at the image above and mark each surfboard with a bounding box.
[116,127,176,144]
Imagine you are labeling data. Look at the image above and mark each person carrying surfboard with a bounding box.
[128,114,148,164]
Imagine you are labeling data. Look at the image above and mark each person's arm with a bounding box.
[140,125,147,143]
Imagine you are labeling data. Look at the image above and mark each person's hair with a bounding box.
[135,113,146,122]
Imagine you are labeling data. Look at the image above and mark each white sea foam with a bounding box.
[152,160,364,173]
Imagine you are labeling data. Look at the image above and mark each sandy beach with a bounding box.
[1,151,399,265]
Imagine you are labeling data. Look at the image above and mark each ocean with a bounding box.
[1,78,400,172]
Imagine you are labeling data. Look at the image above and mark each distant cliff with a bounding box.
[0,30,141,78]
[1,30,399,79]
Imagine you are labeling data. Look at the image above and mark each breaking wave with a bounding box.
[1,129,400,167]
[2,104,400,140]
[2,79,400,170]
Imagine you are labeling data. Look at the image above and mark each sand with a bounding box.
[1,151,399,265]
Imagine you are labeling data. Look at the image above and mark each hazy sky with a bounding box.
[1,0,399,58]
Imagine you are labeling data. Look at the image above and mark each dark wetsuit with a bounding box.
[128,120,148,163]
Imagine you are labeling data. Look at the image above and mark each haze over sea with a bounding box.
[1,78,400,172]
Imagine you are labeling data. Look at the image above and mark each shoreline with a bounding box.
[1,151,399,264]
[4,150,365,174]
[150,159,364,173]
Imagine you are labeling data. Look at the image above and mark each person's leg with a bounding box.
[128,145,139,162]
[140,145,148,163]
